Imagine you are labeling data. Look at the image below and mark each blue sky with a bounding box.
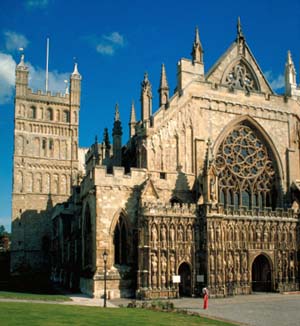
[0,0,299,231]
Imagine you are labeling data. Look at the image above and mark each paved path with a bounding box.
[111,292,300,326]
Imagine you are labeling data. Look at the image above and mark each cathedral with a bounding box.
[11,20,300,299]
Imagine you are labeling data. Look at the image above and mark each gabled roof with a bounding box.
[141,177,160,200]
[206,40,274,94]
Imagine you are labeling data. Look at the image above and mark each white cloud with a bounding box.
[27,63,70,94]
[0,52,16,104]
[265,71,285,91]
[25,0,49,9]
[103,32,124,46]
[0,52,70,104]
[4,31,29,52]
[92,31,125,56]
[96,44,114,55]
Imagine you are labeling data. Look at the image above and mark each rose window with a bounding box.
[216,124,277,209]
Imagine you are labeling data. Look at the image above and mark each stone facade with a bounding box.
[12,20,300,298]
[11,56,81,273]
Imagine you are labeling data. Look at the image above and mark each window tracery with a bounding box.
[225,62,258,91]
[216,124,277,209]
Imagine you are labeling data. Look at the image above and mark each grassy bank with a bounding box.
[0,302,237,326]
[0,291,71,301]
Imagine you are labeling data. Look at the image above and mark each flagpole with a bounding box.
[45,37,49,92]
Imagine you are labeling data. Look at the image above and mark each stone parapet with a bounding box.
[205,204,297,221]
[16,88,70,105]
[141,202,197,217]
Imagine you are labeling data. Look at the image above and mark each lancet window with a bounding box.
[216,124,277,210]
[113,215,127,265]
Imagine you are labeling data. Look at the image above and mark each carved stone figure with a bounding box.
[160,224,167,249]
[216,224,221,243]
[170,254,175,275]
[169,225,175,248]
[178,225,184,242]
[210,254,215,271]
[234,253,240,273]
[151,224,158,249]
[161,253,167,287]
[186,225,193,242]
[241,253,247,271]
[151,254,158,287]
[209,224,214,243]
[217,252,222,272]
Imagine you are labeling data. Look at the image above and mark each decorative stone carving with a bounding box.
[177,225,184,242]
[225,62,259,91]
[151,224,158,249]
[186,225,193,242]
[151,253,158,287]
[210,253,215,271]
[169,225,175,249]
[216,124,276,211]
[170,254,175,276]
[161,253,167,287]
[160,224,167,249]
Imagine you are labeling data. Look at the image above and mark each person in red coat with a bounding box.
[202,287,208,309]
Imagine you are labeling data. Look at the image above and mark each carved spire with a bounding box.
[237,17,244,40]
[103,128,110,148]
[70,62,81,106]
[130,100,136,123]
[17,53,28,70]
[103,127,111,160]
[113,103,122,135]
[129,100,136,138]
[236,17,246,55]
[158,63,169,107]
[16,53,29,97]
[140,72,152,121]
[72,62,81,77]
[191,26,203,64]
[112,103,122,166]
[285,50,297,96]
[114,102,120,121]
[204,138,214,173]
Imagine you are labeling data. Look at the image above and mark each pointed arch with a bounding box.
[109,208,131,266]
[251,252,273,292]
[214,116,283,210]
[221,56,261,92]
[213,115,284,181]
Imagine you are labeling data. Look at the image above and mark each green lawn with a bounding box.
[0,291,71,301]
[0,302,237,326]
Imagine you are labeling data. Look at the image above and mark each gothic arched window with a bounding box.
[216,123,277,210]
[113,215,127,265]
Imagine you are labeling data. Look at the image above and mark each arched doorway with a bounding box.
[178,263,191,296]
[252,255,272,292]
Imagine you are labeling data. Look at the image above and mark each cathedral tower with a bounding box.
[11,56,81,274]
